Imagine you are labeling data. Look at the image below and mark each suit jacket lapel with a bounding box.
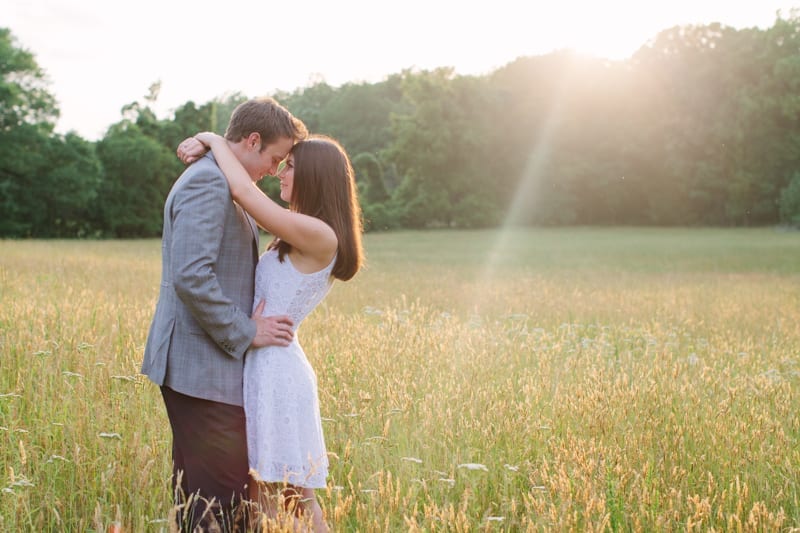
[247,212,259,258]
[206,152,260,259]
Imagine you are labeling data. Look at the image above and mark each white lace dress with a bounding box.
[244,248,335,488]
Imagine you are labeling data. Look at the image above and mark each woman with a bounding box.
[180,131,363,531]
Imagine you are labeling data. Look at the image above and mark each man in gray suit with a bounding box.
[142,97,307,531]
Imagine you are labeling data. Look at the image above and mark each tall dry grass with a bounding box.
[1,228,798,531]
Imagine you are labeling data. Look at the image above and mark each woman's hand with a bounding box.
[176,137,209,165]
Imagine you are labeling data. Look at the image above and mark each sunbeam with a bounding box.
[474,76,570,312]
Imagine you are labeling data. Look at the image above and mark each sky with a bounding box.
[6,0,798,140]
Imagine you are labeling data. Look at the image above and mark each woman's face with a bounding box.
[277,153,295,203]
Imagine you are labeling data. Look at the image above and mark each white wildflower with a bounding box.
[458,463,488,472]
[98,432,122,440]
[401,457,423,464]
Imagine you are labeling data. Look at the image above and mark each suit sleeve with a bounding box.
[169,166,256,359]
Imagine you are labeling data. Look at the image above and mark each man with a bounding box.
[141,97,308,531]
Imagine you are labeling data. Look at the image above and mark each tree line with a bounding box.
[2,14,800,238]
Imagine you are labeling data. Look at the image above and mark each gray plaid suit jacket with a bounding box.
[141,153,259,406]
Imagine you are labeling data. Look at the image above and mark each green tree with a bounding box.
[352,152,388,203]
[0,28,63,236]
[0,28,58,132]
[95,124,179,237]
[726,13,800,225]
[387,68,502,228]
[275,82,336,134]
[317,77,404,155]
[36,133,103,236]
[211,92,248,134]
[779,171,800,225]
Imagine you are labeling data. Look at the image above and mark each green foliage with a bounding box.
[779,171,800,226]
[0,28,58,132]
[307,78,403,154]
[0,129,102,237]
[5,11,800,236]
[352,152,388,204]
[37,133,103,237]
[0,124,51,236]
[0,30,112,238]
[95,125,181,237]
[361,202,399,232]
[210,92,249,134]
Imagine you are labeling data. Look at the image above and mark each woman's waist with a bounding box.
[246,337,304,358]
[244,341,313,373]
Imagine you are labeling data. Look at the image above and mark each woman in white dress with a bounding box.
[182,131,363,531]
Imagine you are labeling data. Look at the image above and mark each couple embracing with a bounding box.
[141,97,363,532]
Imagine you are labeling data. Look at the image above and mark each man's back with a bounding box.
[141,154,258,406]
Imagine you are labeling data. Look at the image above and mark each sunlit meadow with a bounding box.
[1,228,798,531]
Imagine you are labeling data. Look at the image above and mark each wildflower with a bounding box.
[458,463,488,472]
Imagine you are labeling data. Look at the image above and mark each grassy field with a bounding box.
[1,227,798,531]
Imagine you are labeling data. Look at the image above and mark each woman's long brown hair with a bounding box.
[269,135,364,281]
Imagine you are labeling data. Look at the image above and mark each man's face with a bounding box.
[244,136,294,181]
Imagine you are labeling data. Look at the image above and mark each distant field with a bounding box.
[1,228,798,531]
